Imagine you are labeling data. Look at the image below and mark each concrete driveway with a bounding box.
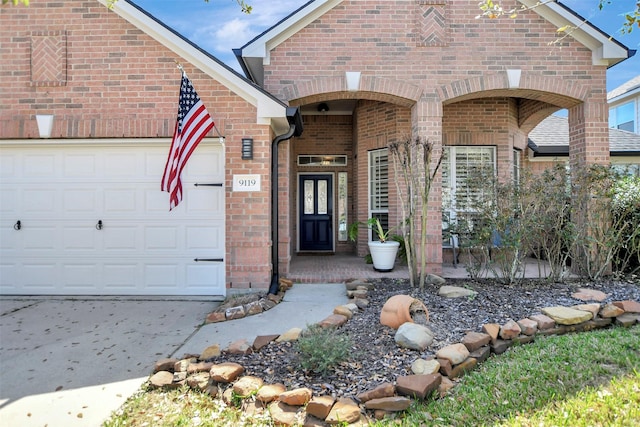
[0,297,216,427]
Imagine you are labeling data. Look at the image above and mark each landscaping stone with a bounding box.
[187,361,213,374]
[469,346,491,363]
[437,358,453,376]
[438,285,477,298]
[528,314,555,330]
[318,314,348,328]
[205,311,226,323]
[616,313,640,327]
[356,382,395,402]
[200,344,221,360]
[395,322,434,350]
[210,362,244,383]
[572,303,601,320]
[449,357,477,379]
[513,335,535,345]
[325,398,361,424]
[256,383,286,403]
[571,288,608,302]
[306,395,336,419]
[438,377,455,398]
[364,396,412,412]
[276,328,302,342]
[245,300,264,315]
[516,318,538,336]
[436,343,469,365]
[462,331,491,351]
[269,401,300,426]
[280,387,313,406]
[396,374,441,400]
[613,300,640,313]
[149,371,174,388]
[600,304,625,318]
[233,376,264,397]
[186,372,211,391]
[333,305,353,319]
[411,358,440,375]
[542,306,593,325]
[490,339,513,355]
[253,334,279,351]
[225,305,246,320]
[227,339,252,355]
[426,273,446,285]
[154,358,178,373]
[482,323,500,344]
[500,319,522,339]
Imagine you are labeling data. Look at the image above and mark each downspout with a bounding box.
[269,107,303,295]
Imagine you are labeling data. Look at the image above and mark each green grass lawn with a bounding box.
[104,326,639,427]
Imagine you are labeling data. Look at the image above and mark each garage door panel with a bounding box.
[1,141,226,296]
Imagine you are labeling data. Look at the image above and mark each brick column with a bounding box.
[411,95,444,275]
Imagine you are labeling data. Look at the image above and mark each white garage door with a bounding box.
[0,140,226,296]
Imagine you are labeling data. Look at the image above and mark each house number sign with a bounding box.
[232,174,261,192]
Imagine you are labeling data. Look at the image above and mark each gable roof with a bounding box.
[235,0,634,86]
[103,0,294,134]
[528,115,640,157]
[608,75,640,102]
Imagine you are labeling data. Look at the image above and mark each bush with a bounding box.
[611,174,640,274]
[295,324,353,374]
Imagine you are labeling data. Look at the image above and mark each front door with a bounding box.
[299,174,333,251]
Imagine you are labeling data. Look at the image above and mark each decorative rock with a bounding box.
[260,298,277,311]
[269,401,300,426]
[186,372,211,391]
[616,313,640,327]
[253,334,279,351]
[613,300,640,313]
[500,319,522,340]
[357,382,395,402]
[462,331,491,352]
[449,357,477,379]
[244,300,264,316]
[187,361,213,374]
[174,359,191,373]
[571,288,608,302]
[529,314,555,330]
[426,273,446,285]
[200,344,221,360]
[267,293,283,304]
[227,339,252,355]
[280,387,313,406]
[306,395,336,420]
[469,346,491,363]
[438,376,455,398]
[154,358,178,373]
[333,305,354,319]
[437,358,453,377]
[364,396,411,412]
[318,314,348,328]
[210,362,244,383]
[513,335,535,345]
[325,398,361,425]
[256,383,286,403]
[225,305,245,320]
[482,323,500,344]
[600,303,625,318]
[354,298,369,309]
[243,400,266,417]
[395,323,434,351]
[572,303,601,320]
[344,303,360,313]
[396,374,442,400]
[222,387,234,405]
[542,306,593,325]
[149,371,174,388]
[438,285,477,298]
[490,339,513,355]
[205,311,226,323]
[345,279,373,290]
[348,290,368,299]
[411,359,440,375]
[516,318,538,336]
[436,343,469,365]
[173,371,187,382]
[233,375,264,397]
[380,295,429,329]
[276,328,302,342]
[279,277,293,289]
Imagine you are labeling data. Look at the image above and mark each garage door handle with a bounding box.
[96,220,103,230]
[14,220,21,230]
[194,258,224,262]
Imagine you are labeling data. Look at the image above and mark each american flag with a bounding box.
[161,72,214,210]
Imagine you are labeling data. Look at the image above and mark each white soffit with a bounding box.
[99,0,290,134]
[518,0,629,67]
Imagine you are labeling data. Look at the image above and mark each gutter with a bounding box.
[269,107,304,295]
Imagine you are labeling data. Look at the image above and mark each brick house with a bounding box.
[0,0,634,296]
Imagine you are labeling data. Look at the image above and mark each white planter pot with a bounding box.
[368,240,400,272]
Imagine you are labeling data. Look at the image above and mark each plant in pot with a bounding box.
[348,217,400,272]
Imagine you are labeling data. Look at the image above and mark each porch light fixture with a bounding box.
[317,103,329,113]
[35,114,54,138]
[241,137,253,160]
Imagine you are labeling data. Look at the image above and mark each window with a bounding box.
[337,172,348,241]
[609,101,636,133]
[369,149,389,240]
[442,146,496,229]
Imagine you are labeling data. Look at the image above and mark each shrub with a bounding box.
[611,174,640,274]
[295,324,353,374]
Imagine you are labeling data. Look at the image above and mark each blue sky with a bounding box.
[132,0,639,92]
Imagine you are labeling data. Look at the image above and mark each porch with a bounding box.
[286,253,554,283]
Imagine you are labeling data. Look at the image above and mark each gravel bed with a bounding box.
[212,277,640,398]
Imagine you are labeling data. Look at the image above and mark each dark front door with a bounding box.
[299,174,333,251]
